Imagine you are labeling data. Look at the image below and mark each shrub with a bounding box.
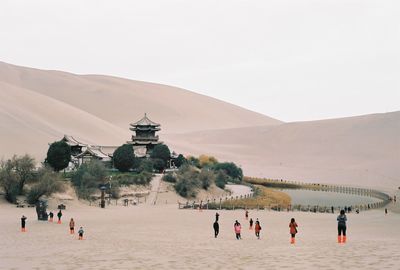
[46,141,71,171]
[27,169,65,204]
[198,169,215,190]
[114,172,152,186]
[139,159,154,173]
[186,156,200,168]
[71,160,107,199]
[113,144,135,172]
[199,155,218,168]
[215,170,230,189]
[174,166,200,198]
[162,173,177,183]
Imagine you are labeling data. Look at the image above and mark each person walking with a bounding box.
[215,212,220,222]
[213,220,219,238]
[337,210,347,243]
[234,220,242,240]
[289,218,298,244]
[249,218,254,230]
[21,215,27,232]
[69,218,75,234]
[255,220,261,239]
[78,227,84,240]
[57,210,62,224]
[385,208,388,215]
[49,211,54,222]
[245,210,249,220]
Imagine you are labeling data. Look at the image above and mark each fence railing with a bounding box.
[178,180,392,213]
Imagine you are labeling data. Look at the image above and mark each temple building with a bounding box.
[59,114,163,168]
[127,113,162,152]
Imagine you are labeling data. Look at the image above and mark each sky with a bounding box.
[0,0,399,122]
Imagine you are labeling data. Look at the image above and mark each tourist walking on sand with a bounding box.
[234,220,242,240]
[57,210,62,224]
[78,227,84,240]
[21,215,27,232]
[255,220,261,239]
[245,210,249,220]
[49,211,54,222]
[289,218,298,244]
[215,212,219,222]
[385,208,388,215]
[337,210,347,243]
[69,218,75,234]
[249,218,254,230]
[213,220,219,238]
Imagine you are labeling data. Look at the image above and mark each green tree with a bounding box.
[0,159,19,203]
[13,154,35,195]
[213,162,243,181]
[175,154,186,168]
[46,141,71,172]
[113,144,135,172]
[150,144,171,163]
[152,158,166,172]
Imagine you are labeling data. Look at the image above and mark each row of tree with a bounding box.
[45,140,178,173]
[163,155,243,198]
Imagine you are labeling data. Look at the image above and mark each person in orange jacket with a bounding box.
[289,218,298,244]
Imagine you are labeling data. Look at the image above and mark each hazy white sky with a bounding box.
[1,0,399,122]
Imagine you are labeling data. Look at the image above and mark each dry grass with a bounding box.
[218,185,291,209]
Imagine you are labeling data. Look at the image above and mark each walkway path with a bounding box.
[147,174,163,205]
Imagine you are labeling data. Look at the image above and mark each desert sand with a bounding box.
[1,199,399,270]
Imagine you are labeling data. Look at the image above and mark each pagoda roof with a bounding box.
[75,146,110,160]
[130,113,160,127]
[62,135,88,147]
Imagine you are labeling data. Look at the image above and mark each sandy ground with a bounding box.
[1,201,399,270]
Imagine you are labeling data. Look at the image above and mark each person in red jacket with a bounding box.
[254,220,261,239]
[289,218,298,244]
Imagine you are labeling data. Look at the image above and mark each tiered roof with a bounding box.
[130,113,161,132]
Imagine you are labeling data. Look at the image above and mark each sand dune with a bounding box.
[0,61,398,189]
[164,112,400,189]
[0,61,280,134]
[0,61,280,161]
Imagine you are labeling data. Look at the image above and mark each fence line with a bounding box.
[178,180,392,213]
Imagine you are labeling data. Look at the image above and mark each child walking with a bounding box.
[78,227,84,240]
[21,215,27,232]
[69,218,75,234]
[249,218,254,230]
[49,211,54,222]
[289,218,298,244]
[337,210,347,243]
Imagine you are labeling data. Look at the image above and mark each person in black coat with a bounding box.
[213,220,219,238]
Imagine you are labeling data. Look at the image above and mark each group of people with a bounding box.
[20,210,84,240]
[213,210,348,244]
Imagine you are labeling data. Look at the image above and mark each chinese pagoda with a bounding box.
[128,113,162,151]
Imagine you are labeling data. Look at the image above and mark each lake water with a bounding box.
[278,189,381,207]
